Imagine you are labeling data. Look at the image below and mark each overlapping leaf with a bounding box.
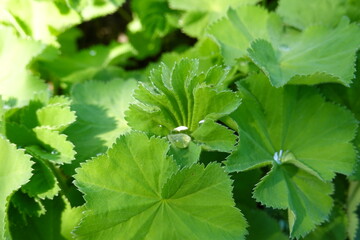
[131,0,177,38]
[22,97,77,164]
[0,26,47,106]
[21,158,60,200]
[242,208,288,240]
[3,96,76,217]
[169,0,259,37]
[64,79,137,171]
[277,0,358,30]
[126,58,240,165]
[74,131,247,240]
[208,6,279,65]
[0,137,33,239]
[209,5,360,86]
[320,53,360,179]
[225,73,357,237]
[254,164,334,238]
[248,18,360,87]
[347,181,360,240]
[39,42,135,86]
[8,195,66,240]
[302,205,347,240]
[10,191,45,218]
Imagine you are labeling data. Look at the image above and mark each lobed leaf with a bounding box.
[21,158,60,200]
[225,73,357,237]
[254,164,333,238]
[74,131,247,240]
[8,195,66,240]
[0,137,33,239]
[276,0,355,30]
[0,26,47,106]
[126,58,241,162]
[208,5,279,65]
[64,79,137,173]
[209,5,360,86]
[248,18,360,87]
[169,0,259,37]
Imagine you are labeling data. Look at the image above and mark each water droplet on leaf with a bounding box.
[51,150,58,155]
[173,126,188,132]
[168,133,191,149]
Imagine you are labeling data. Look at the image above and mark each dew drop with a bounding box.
[173,126,188,132]
[198,120,205,124]
[51,150,58,155]
[273,150,284,164]
[168,133,191,149]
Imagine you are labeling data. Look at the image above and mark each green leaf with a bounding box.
[36,104,76,131]
[10,190,45,217]
[61,200,84,239]
[0,137,33,239]
[303,205,347,240]
[242,207,288,240]
[347,181,360,240]
[70,0,126,21]
[0,97,5,136]
[231,169,262,209]
[248,18,360,86]
[39,42,135,86]
[209,6,360,86]
[226,74,357,181]
[131,0,176,38]
[254,164,333,238]
[126,58,240,157]
[74,131,247,239]
[0,26,47,106]
[4,96,76,165]
[321,72,360,121]
[168,141,202,168]
[8,195,66,240]
[320,54,360,179]
[225,74,357,237]
[30,127,75,164]
[169,0,259,37]
[276,0,353,30]
[64,79,137,172]
[0,0,81,44]
[192,119,237,152]
[21,158,60,200]
[208,5,280,65]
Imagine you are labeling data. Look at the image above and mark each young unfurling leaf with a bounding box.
[126,58,241,165]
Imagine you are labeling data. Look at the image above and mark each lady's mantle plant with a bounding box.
[0,0,360,239]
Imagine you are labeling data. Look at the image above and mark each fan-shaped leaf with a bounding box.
[74,131,247,240]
